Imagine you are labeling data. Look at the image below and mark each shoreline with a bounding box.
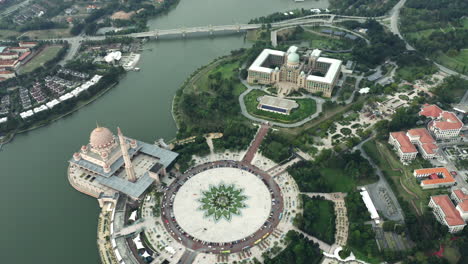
[1,81,119,146]
[170,55,233,130]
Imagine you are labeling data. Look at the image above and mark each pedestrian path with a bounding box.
[241,123,270,164]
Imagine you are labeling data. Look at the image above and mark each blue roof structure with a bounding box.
[261,105,287,113]
[96,172,154,199]
[139,141,179,167]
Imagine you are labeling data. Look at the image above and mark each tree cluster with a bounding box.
[345,191,379,259]
[263,231,322,264]
[330,0,399,17]
[350,20,406,67]
[294,195,336,244]
[259,132,292,163]
[287,150,377,193]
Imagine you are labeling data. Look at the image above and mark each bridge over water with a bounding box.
[119,13,386,39]
[54,13,387,63]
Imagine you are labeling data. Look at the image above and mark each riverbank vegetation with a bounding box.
[329,0,398,17]
[173,43,275,146]
[71,0,180,36]
[294,195,336,245]
[0,62,125,137]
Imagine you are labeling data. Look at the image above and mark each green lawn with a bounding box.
[21,28,71,39]
[21,45,64,74]
[444,246,461,264]
[319,168,356,192]
[0,29,19,39]
[435,50,468,74]
[244,89,317,123]
[299,29,353,50]
[194,60,240,93]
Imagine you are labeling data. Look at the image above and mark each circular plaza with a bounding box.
[161,160,284,253]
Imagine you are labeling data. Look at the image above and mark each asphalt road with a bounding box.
[354,138,405,222]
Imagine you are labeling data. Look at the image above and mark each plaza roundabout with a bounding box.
[161,160,284,253]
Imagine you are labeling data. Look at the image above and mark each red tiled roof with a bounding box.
[459,200,468,212]
[431,195,465,226]
[421,142,438,154]
[432,111,463,130]
[18,51,31,61]
[453,189,468,201]
[0,52,17,56]
[391,131,417,153]
[0,60,17,66]
[7,47,28,50]
[408,128,435,144]
[420,104,443,118]
[416,167,456,186]
[19,41,37,45]
[0,70,13,74]
[408,128,438,154]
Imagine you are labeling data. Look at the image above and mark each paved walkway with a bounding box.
[242,123,270,164]
[267,156,302,177]
[115,220,148,237]
[239,79,325,128]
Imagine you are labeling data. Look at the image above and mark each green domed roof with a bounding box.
[287,52,300,64]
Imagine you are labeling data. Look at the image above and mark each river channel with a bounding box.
[0,0,328,262]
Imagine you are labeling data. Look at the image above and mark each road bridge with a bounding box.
[45,13,387,64]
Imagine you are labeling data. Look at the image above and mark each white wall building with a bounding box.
[429,195,466,233]
[247,47,342,97]
[388,131,418,163]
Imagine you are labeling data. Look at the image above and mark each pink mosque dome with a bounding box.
[90,127,115,149]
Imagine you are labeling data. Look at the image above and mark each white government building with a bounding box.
[247,46,342,97]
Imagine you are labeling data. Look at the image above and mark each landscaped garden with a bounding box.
[198,183,247,222]
[244,89,317,123]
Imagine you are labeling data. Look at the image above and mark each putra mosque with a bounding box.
[67,126,178,207]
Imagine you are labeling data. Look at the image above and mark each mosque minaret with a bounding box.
[117,127,137,182]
